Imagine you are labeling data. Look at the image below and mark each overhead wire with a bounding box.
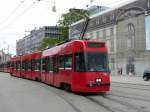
[0,0,26,25]
[0,1,37,31]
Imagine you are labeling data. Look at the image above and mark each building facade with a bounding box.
[70,0,150,76]
[16,26,63,55]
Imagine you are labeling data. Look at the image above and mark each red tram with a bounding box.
[11,52,41,81]
[41,40,110,92]
[0,39,110,93]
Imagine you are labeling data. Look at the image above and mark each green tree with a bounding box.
[38,37,63,51]
[58,8,88,38]
[58,8,89,27]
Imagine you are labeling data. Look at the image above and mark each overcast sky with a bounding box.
[0,0,130,55]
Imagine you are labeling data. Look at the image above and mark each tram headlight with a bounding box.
[96,78,101,83]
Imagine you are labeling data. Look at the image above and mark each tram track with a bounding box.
[108,93,150,102]
[12,77,150,112]
[85,96,116,112]
[33,81,150,112]
[75,90,149,112]
[84,94,149,112]
[1,73,150,112]
[36,83,82,112]
[102,95,142,111]
[36,82,121,112]
[111,82,150,91]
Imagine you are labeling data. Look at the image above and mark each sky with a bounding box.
[0,0,130,55]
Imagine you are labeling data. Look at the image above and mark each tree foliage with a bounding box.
[58,8,89,41]
[58,8,89,27]
[38,37,63,51]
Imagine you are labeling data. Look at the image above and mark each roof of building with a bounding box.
[70,0,139,26]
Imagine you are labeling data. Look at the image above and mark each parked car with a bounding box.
[143,68,150,81]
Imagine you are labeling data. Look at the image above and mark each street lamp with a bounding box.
[37,0,56,12]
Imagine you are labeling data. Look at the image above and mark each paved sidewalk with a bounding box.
[110,75,150,85]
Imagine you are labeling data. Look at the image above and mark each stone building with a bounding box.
[69,0,150,75]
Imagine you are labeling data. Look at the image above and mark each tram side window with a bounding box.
[59,56,65,69]
[45,57,49,72]
[37,59,41,70]
[48,57,53,71]
[27,61,31,70]
[65,55,72,68]
[22,61,26,70]
[17,61,20,70]
[31,60,35,70]
[42,58,46,72]
[11,62,14,68]
[7,62,10,68]
[75,52,85,72]
[19,61,21,69]
[53,56,59,72]
[16,61,18,69]
[24,61,30,70]
[15,62,17,69]
[31,59,41,71]
[24,61,28,70]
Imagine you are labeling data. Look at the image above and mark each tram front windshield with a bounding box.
[75,52,108,72]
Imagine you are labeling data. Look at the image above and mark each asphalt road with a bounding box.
[0,72,150,112]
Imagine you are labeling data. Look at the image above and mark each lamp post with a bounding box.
[37,0,56,12]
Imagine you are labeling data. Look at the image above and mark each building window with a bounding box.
[96,19,100,25]
[111,58,115,70]
[106,28,110,37]
[103,29,106,39]
[102,16,107,23]
[110,40,114,52]
[110,27,114,36]
[127,23,135,49]
[110,13,115,21]
[96,31,100,39]
[147,0,150,9]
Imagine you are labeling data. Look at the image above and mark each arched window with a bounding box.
[127,23,135,49]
